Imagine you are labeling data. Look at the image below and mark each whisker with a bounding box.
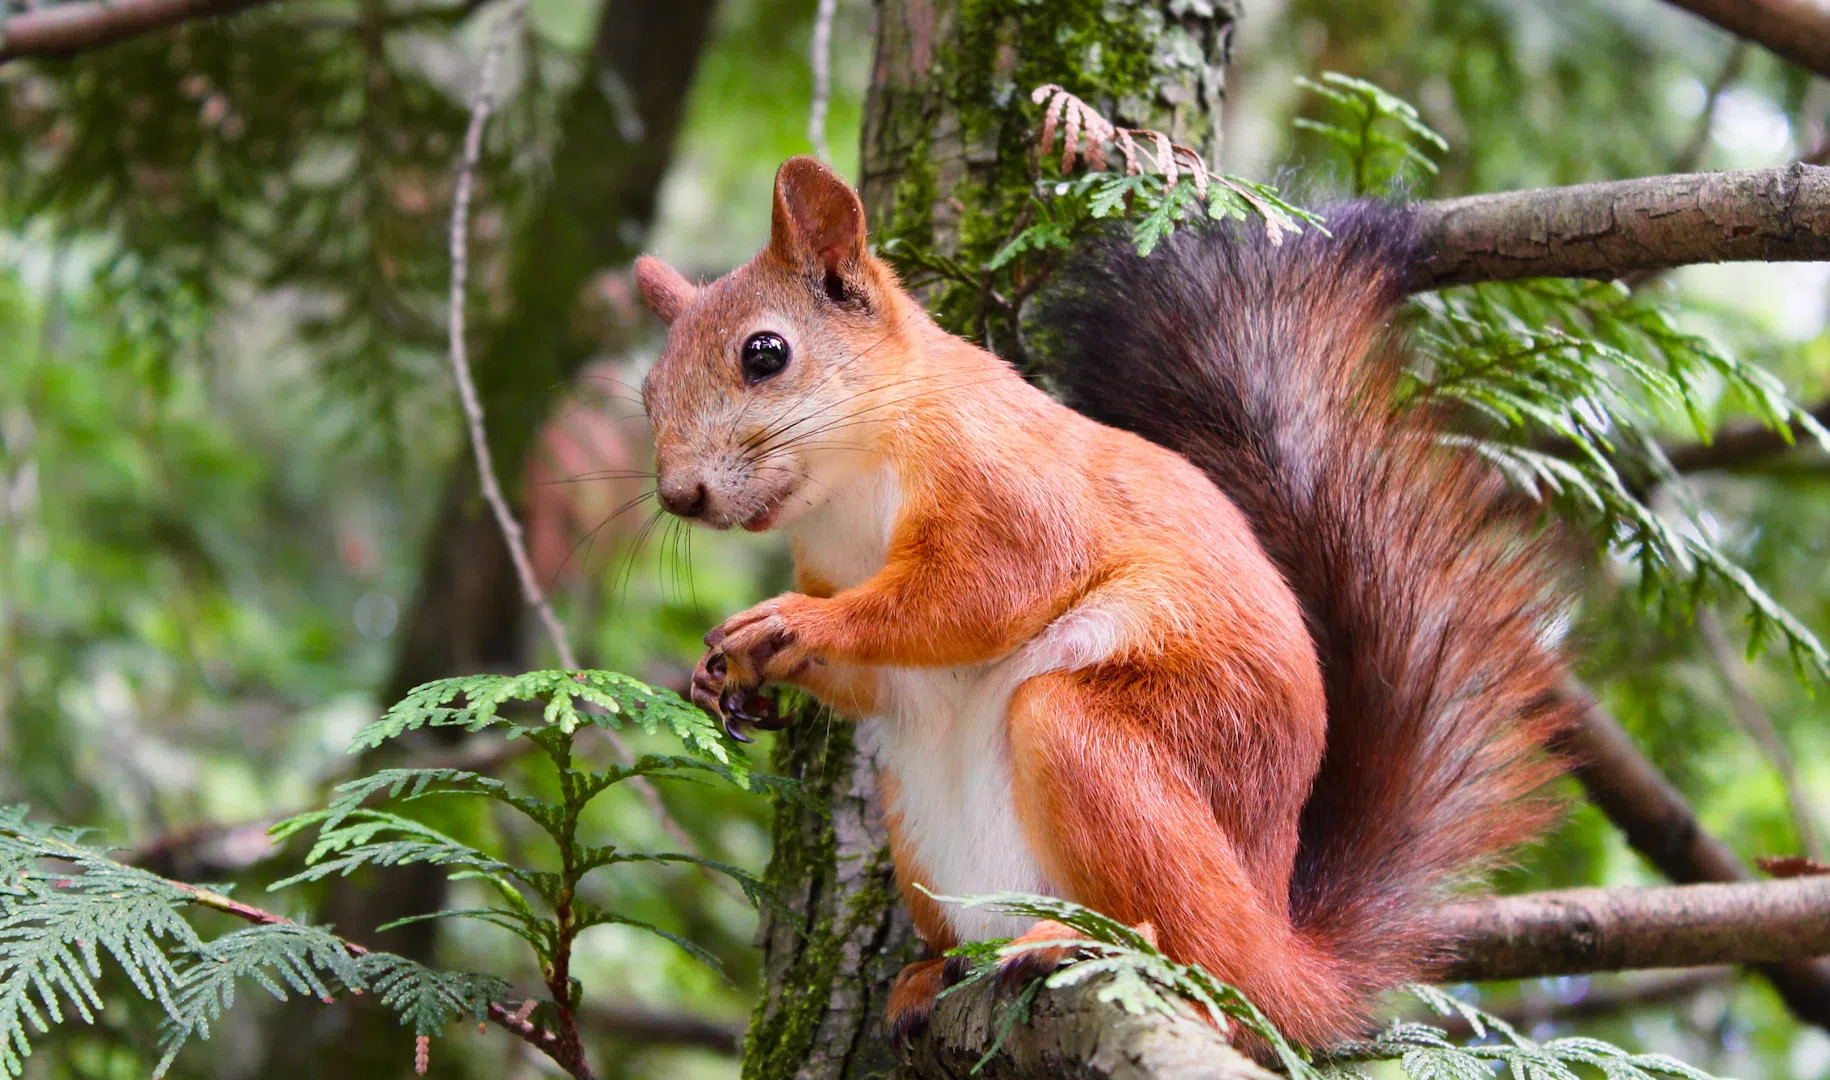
[552,488,657,585]
[614,506,669,612]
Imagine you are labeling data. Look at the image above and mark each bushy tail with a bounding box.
[1046,205,1575,1021]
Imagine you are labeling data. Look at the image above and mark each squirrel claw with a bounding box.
[718,688,782,742]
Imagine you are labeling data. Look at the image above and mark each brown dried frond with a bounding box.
[1031,83,1214,183]
[1028,83,1293,245]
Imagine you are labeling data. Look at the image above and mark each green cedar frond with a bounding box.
[156,925,510,1075]
[0,806,196,1077]
[347,669,745,783]
[571,908,729,982]
[268,810,524,891]
[1321,986,1726,1080]
[1295,72,1449,195]
[355,953,511,1038]
[1412,280,1830,681]
[0,807,508,1080]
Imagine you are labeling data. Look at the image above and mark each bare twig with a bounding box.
[447,0,569,673]
[807,0,838,161]
[1657,0,1830,81]
[1696,611,1824,860]
[0,0,278,63]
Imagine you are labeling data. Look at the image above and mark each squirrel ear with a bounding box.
[769,156,870,305]
[634,256,698,325]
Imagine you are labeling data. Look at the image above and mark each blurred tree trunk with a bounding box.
[258,2,714,1076]
[739,3,1236,1077]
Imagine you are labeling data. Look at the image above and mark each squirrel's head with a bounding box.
[636,156,912,532]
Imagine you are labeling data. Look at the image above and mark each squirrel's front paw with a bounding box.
[694,597,821,740]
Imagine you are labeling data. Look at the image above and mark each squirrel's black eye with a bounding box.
[741,332,791,383]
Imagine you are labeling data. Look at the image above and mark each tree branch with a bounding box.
[1436,877,1830,981]
[899,973,1276,1080]
[0,0,279,63]
[899,878,1830,1078]
[1410,164,1830,290]
[1658,398,1830,477]
[1554,679,1830,1025]
[581,1002,743,1055]
[1657,0,1830,80]
[1432,967,1734,1038]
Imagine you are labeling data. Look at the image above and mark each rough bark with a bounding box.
[861,0,1238,355]
[896,878,1830,1076]
[743,719,917,1080]
[1410,165,1830,290]
[1435,877,1830,981]
[1657,0,1830,80]
[1555,680,1830,1026]
[898,977,1275,1080]
[0,0,277,62]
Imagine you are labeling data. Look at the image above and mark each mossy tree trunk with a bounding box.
[741,3,1237,1077]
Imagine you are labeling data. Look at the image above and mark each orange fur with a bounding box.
[637,158,1571,1048]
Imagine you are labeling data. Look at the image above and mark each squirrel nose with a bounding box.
[658,475,708,519]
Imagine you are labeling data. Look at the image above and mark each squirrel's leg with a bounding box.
[694,533,1059,710]
[1003,671,1346,1048]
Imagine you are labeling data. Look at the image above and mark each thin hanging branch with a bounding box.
[447,0,572,673]
[807,0,838,161]
[442,0,723,879]
[1696,611,1825,860]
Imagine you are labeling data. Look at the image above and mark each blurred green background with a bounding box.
[2,0,1828,1076]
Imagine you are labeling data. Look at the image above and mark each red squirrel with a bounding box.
[633,156,1573,1047]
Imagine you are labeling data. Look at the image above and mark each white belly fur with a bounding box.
[873,661,1053,941]
[789,465,1126,942]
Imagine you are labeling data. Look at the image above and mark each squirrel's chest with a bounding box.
[872,663,1055,942]
[786,466,901,591]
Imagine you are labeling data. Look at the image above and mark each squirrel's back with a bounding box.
[1046,204,1575,1017]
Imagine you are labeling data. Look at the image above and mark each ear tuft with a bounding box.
[635,256,698,325]
[770,156,869,300]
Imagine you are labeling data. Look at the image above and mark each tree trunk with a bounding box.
[740,3,1238,1076]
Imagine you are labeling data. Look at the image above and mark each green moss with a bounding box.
[863,0,1234,359]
